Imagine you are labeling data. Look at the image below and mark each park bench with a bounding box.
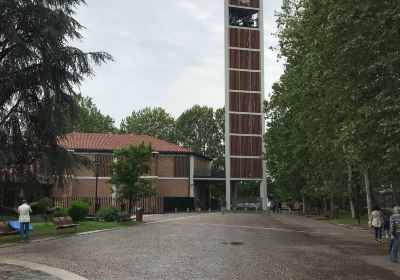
[52,216,79,232]
[0,221,19,236]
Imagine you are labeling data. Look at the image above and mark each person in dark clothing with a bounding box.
[277,202,282,214]
[389,206,400,263]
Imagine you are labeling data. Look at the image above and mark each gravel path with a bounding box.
[0,212,399,279]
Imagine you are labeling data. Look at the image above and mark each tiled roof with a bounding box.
[58,132,192,153]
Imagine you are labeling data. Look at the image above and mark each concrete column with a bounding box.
[226,179,231,211]
[260,176,267,210]
[224,0,231,211]
[189,155,194,197]
[259,0,267,211]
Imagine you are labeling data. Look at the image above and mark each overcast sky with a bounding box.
[74,0,284,125]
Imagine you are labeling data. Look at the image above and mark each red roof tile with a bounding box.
[58,132,192,153]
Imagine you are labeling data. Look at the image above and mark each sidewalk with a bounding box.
[0,259,86,280]
[0,263,58,280]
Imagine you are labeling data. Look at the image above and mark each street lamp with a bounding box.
[94,160,100,214]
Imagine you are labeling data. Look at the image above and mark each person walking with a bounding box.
[18,200,32,242]
[371,205,384,242]
[382,209,391,239]
[389,206,400,263]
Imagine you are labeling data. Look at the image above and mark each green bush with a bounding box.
[96,207,119,222]
[31,198,54,223]
[31,198,53,212]
[52,207,68,217]
[68,199,90,222]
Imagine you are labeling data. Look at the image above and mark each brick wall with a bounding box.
[157,156,175,177]
[156,179,189,197]
[51,152,206,199]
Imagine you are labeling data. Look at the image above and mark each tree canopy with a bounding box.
[108,143,156,214]
[0,0,111,186]
[120,107,175,142]
[175,105,224,171]
[265,0,400,218]
[68,95,116,134]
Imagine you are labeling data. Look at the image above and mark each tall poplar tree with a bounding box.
[265,0,400,219]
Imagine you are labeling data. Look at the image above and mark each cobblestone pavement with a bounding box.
[0,212,399,280]
[0,263,58,280]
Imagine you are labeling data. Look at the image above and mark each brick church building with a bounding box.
[53,133,213,209]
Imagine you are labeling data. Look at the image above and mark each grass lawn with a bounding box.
[329,210,369,227]
[304,209,369,228]
[0,220,139,245]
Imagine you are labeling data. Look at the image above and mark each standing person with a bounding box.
[277,201,282,214]
[389,206,400,263]
[18,200,32,242]
[267,200,271,214]
[371,205,384,242]
[271,201,276,213]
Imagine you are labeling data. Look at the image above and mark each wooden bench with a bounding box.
[0,221,19,236]
[52,216,79,232]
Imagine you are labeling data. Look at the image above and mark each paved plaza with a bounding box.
[0,213,399,279]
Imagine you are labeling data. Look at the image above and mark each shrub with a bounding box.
[52,207,68,217]
[68,199,90,222]
[96,207,119,222]
[31,198,54,224]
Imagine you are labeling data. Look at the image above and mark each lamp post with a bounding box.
[94,160,100,214]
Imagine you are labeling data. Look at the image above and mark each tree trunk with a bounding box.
[363,168,372,220]
[302,193,306,213]
[342,145,355,218]
[391,182,398,206]
[128,199,133,215]
[347,164,356,218]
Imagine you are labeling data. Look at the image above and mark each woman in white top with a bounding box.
[371,205,384,242]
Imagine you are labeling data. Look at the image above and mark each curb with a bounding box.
[0,259,87,280]
[334,223,370,232]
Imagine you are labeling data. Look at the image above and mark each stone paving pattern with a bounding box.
[0,213,399,280]
[0,263,59,280]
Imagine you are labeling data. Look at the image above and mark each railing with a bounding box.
[53,196,164,215]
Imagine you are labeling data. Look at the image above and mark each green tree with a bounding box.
[0,0,112,187]
[69,95,116,133]
[214,107,226,172]
[120,107,176,142]
[266,0,400,219]
[175,105,224,171]
[108,143,156,214]
[30,198,54,225]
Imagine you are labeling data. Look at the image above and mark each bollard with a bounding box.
[256,206,258,214]
[209,208,211,213]
[187,208,189,213]
[222,207,225,214]
[245,207,247,213]
[174,208,177,214]
[198,207,201,212]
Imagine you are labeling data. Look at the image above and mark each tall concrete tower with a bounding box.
[224,0,267,210]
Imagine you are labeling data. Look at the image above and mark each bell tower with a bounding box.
[224,0,267,210]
